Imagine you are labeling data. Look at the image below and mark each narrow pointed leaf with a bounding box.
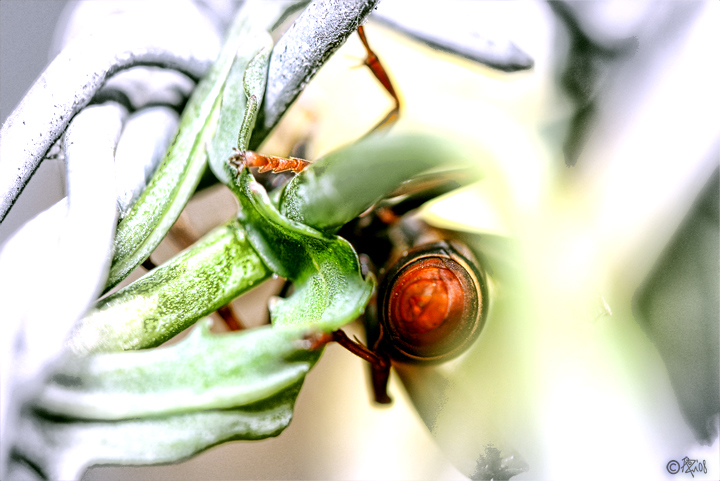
[70,220,271,354]
[107,3,291,289]
[17,385,300,481]
[279,132,482,233]
[208,32,272,185]
[40,320,316,419]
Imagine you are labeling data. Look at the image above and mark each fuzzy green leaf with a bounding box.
[41,319,316,419]
[208,31,272,185]
[106,3,287,289]
[69,220,271,354]
[25,319,321,479]
[279,132,482,233]
[231,166,374,330]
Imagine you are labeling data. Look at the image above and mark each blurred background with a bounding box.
[1,1,718,479]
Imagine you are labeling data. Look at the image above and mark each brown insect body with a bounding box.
[378,241,487,364]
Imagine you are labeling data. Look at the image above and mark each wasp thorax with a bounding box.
[379,242,487,363]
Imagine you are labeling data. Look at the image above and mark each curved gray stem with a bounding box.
[0,102,126,478]
[0,14,220,224]
[114,107,180,219]
[371,1,534,72]
[252,0,381,145]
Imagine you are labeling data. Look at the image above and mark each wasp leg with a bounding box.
[369,358,392,405]
[311,328,392,404]
[357,25,400,132]
[142,257,157,271]
[217,304,245,331]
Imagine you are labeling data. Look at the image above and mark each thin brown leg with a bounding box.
[330,330,388,367]
[142,257,157,271]
[225,27,398,177]
[217,304,244,331]
[312,329,393,404]
[369,360,392,405]
[357,26,400,109]
[357,25,400,131]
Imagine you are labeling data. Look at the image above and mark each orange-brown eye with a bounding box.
[378,242,487,363]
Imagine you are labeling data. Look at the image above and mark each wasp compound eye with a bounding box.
[378,242,488,363]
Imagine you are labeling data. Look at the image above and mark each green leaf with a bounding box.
[23,320,320,479]
[208,31,272,185]
[69,220,271,354]
[19,397,297,480]
[231,166,374,331]
[41,319,316,419]
[106,4,287,290]
[279,132,482,233]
